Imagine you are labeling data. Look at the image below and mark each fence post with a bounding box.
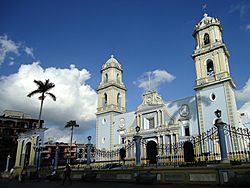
[214,109,229,163]
[87,136,92,167]
[134,126,142,166]
[54,142,59,169]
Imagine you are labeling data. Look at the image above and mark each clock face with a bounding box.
[146,96,152,104]
[179,104,190,117]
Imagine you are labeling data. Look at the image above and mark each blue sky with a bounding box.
[1,0,250,143]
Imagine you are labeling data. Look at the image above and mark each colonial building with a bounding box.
[41,142,95,166]
[96,13,247,161]
[0,110,43,171]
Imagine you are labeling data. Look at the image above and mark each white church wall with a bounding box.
[113,111,135,145]
[199,83,230,131]
[165,96,199,135]
[97,113,112,149]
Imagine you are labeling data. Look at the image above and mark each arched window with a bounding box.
[117,73,120,83]
[103,93,107,107]
[206,59,214,76]
[104,73,108,83]
[117,93,121,107]
[204,33,210,45]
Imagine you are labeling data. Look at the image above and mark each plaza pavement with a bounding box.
[0,179,234,188]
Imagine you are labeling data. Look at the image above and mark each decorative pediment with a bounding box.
[137,91,164,111]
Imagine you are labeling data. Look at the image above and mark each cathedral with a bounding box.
[96,13,242,152]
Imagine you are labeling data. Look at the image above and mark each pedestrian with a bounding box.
[45,168,57,181]
[61,163,72,185]
[19,167,27,182]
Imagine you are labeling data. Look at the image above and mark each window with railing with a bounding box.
[206,59,215,76]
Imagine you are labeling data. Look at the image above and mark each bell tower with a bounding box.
[192,14,238,133]
[96,55,126,150]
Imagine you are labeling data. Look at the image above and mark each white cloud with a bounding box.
[236,78,250,117]
[9,61,15,66]
[0,35,37,66]
[246,24,250,30]
[45,128,72,143]
[134,69,175,91]
[229,1,250,18]
[24,46,35,58]
[0,62,97,142]
[0,35,20,65]
[237,78,250,101]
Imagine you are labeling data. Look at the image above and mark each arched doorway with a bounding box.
[146,140,158,164]
[183,141,194,162]
[24,142,31,167]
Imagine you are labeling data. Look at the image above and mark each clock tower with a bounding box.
[96,55,127,150]
[192,14,239,134]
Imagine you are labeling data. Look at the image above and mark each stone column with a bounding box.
[157,110,161,126]
[162,135,166,155]
[15,140,22,167]
[161,110,164,126]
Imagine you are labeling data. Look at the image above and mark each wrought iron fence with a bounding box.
[90,125,250,168]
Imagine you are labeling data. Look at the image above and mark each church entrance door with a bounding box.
[146,140,158,164]
[183,141,194,162]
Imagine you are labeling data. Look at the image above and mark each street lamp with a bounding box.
[33,138,43,179]
[88,136,92,143]
[214,109,222,118]
[135,125,140,133]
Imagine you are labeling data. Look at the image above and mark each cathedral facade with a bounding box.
[96,14,241,152]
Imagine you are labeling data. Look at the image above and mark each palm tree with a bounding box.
[65,120,79,163]
[27,79,56,128]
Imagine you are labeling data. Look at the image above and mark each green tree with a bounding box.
[27,79,56,128]
[65,120,79,163]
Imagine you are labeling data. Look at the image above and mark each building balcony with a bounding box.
[97,105,126,114]
[194,71,235,89]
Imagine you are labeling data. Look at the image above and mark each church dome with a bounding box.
[102,55,122,71]
[193,13,222,35]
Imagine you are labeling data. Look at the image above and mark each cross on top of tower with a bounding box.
[148,72,151,91]
[202,3,208,12]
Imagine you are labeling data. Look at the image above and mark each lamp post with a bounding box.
[214,109,229,163]
[133,125,142,166]
[5,154,11,172]
[54,142,59,169]
[34,139,43,179]
[86,136,92,167]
